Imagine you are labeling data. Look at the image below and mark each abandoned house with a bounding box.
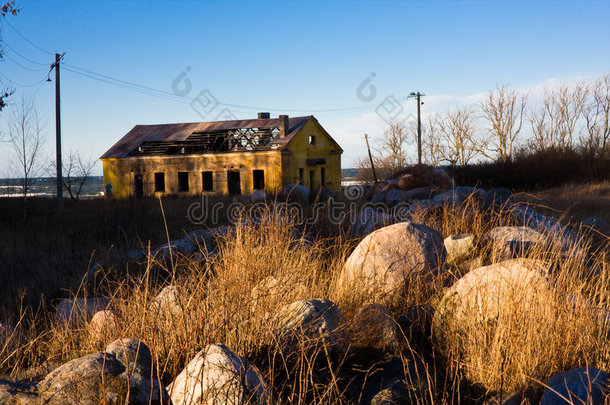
[100,114,343,198]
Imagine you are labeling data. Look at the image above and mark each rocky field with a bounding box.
[0,169,609,404]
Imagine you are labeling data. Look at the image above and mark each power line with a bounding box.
[64,64,191,104]
[3,40,48,66]
[4,54,48,72]
[63,63,371,114]
[62,66,193,105]
[1,17,53,55]
[0,72,46,88]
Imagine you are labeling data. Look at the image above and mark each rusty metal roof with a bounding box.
[100,116,313,159]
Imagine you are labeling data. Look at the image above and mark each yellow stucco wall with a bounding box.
[102,150,283,198]
[280,119,343,192]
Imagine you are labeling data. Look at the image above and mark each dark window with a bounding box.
[134,174,144,198]
[228,171,241,195]
[321,167,326,187]
[253,170,264,190]
[154,172,165,192]
[308,135,316,145]
[299,168,304,185]
[309,170,315,190]
[178,172,189,192]
[202,171,213,192]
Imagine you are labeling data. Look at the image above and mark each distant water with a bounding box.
[0,176,105,198]
[0,169,362,198]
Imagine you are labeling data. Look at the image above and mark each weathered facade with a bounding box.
[100,114,342,198]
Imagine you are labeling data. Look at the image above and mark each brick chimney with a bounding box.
[279,115,289,138]
[257,112,270,119]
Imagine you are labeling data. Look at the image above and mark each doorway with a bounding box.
[134,174,144,198]
[228,171,241,195]
[253,170,264,190]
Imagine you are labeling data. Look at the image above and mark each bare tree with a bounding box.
[422,115,443,166]
[61,150,98,200]
[8,95,46,218]
[480,84,528,161]
[430,107,480,167]
[581,74,610,156]
[373,120,412,177]
[530,82,588,150]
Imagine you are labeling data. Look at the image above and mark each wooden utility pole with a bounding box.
[364,133,378,184]
[52,52,65,207]
[409,91,425,165]
[416,92,422,165]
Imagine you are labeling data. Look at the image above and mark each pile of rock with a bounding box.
[0,339,167,404]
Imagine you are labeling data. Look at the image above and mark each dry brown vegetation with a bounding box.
[519,181,610,223]
[0,188,608,403]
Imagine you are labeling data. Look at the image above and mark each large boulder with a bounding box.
[39,340,168,405]
[123,249,146,263]
[510,204,583,256]
[282,184,310,204]
[340,222,446,300]
[105,338,168,404]
[370,380,411,405]
[433,190,463,206]
[483,187,512,211]
[0,380,38,404]
[432,167,454,189]
[274,298,342,348]
[581,217,610,234]
[385,189,411,206]
[351,206,395,237]
[186,226,231,256]
[444,233,476,264]
[168,344,269,405]
[251,189,267,202]
[149,285,183,321]
[152,238,196,260]
[433,187,484,206]
[38,352,128,404]
[540,367,609,405]
[433,258,550,343]
[484,226,547,260]
[407,199,442,217]
[404,186,435,200]
[88,310,117,341]
[397,173,417,190]
[56,297,111,323]
[351,303,400,353]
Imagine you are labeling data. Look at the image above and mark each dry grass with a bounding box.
[0,193,609,403]
[518,181,610,223]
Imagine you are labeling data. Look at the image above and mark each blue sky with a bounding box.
[0,0,609,175]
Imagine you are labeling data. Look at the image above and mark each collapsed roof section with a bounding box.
[101,115,312,159]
